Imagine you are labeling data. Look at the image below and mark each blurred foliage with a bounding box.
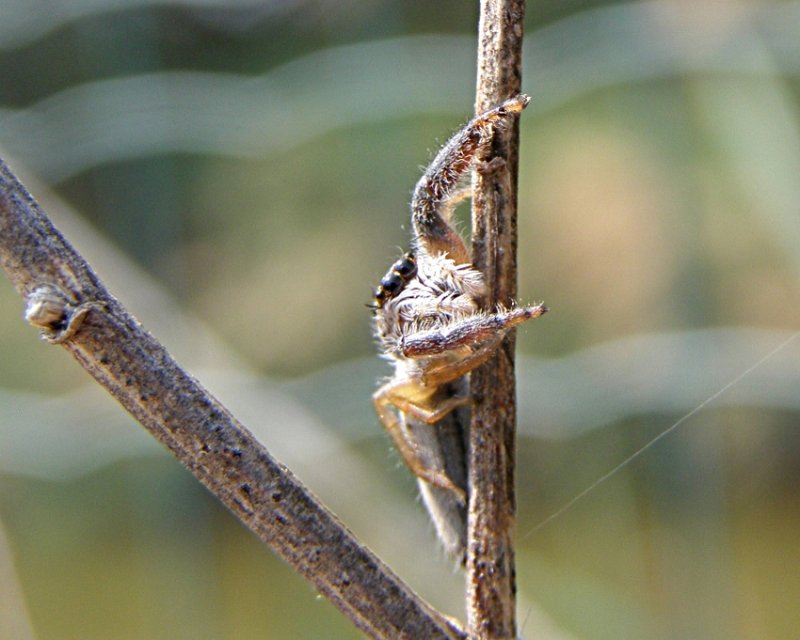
[1,1,799,638]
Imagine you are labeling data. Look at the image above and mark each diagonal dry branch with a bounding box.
[469,0,527,638]
[0,157,465,640]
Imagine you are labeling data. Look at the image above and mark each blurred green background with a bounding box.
[1,1,799,638]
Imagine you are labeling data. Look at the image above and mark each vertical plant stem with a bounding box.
[469,1,526,638]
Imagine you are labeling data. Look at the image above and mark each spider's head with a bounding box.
[372,252,416,309]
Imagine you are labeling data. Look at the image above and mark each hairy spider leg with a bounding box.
[407,304,547,385]
[402,304,547,357]
[410,94,530,263]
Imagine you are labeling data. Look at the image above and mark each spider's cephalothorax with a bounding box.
[372,94,547,560]
[372,252,417,310]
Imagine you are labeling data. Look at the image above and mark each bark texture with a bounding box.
[469,1,527,638]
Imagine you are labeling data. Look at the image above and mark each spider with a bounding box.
[371,94,547,559]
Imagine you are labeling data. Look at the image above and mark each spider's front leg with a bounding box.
[400,303,548,386]
[411,94,530,262]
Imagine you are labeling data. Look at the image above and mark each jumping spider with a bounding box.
[372,94,547,559]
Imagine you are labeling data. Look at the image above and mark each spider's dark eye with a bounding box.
[394,253,417,279]
[381,272,403,294]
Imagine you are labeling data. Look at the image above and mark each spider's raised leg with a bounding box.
[411,94,530,262]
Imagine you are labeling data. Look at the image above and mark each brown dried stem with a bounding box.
[0,157,465,640]
[469,0,527,638]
